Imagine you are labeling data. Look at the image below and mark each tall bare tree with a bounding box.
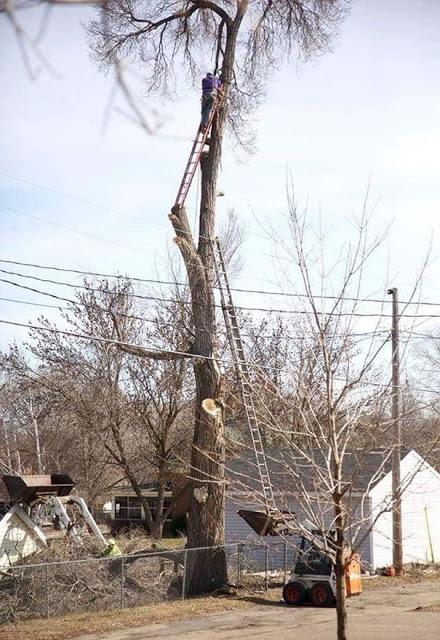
[89,0,349,593]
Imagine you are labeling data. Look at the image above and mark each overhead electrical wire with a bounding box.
[1,257,437,308]
[0,286,391,344]
[0,170,226,245]
[1,171,436,306]
[1,317,438,396]
[0,170,152,226]
[1,267,438,319]
[0,203,159,257]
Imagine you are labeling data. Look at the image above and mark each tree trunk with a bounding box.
[2,419,13,470]
[30,398,43,474]
[14,432,22,474]
[150,519,164,541]
[334,495,348,640]
[168,17,245,594]
[152,474,167,541]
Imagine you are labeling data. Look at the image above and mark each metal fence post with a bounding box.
[264,544,269,591]
[120,556,125,610]
[181,549,188,601]
[237,543,242,587]
[283,540,288,584]
[45,564,50,619]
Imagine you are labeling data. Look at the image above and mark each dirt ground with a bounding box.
[1,575,440,640]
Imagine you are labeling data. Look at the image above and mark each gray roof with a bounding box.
[226,448,411,495]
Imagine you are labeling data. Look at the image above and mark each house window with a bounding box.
[146,497,173,520]
[114,496,143,520]
[114,494,173,521]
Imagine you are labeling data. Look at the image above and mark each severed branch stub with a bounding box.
[202,397,224,418]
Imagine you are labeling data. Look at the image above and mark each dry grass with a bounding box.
[0,594,250,640]
[362,564,440,592]
[2,563,440,640]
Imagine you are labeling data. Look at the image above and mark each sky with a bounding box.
[1,0,440,358]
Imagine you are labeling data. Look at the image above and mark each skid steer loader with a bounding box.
[238,509,361,607]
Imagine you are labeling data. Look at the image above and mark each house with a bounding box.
[225,448,440,570]
[369,450,440,567]
[109,479,189,535]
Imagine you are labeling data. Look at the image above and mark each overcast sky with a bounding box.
[1,0,440,351]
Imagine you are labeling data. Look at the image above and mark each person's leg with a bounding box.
[201,97,209,127]
[200,96,213,130]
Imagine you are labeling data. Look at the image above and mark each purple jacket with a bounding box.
[202,75,220,96]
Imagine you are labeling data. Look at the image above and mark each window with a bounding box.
[114,496,143,520]
[113,494,173,521]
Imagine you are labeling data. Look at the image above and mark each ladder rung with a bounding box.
[211,235,275,514]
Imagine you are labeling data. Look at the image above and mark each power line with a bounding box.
[0,288,391,344]
[0,317,394,377]
[0,203,159,257]
[1,266,436,319]
[1,257,439,308]
[0,317,217,362]
[0,203,261,285]
[1,173,437,309]
[0,258,182,289]
[1,317,438,396]
[0,170,153,227]
[0,169,220,246]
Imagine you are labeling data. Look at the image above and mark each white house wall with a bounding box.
[369,450,440,568]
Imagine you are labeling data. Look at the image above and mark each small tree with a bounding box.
[1,350,58,475]
[226,198,438,640]
[20,278,193,537]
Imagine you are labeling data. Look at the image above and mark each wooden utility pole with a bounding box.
[387,287,403,575]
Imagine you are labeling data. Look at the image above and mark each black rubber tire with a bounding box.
[282,581,307,605]
[308,582,334,607]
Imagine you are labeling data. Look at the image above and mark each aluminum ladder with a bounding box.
[173,99,219,210]
[212,237,278,515]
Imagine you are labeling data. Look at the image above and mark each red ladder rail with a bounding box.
[173,99,219,210]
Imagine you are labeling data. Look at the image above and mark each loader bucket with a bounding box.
[2,474,75,504]
[237,509,297,536]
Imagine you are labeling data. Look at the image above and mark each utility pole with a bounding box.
[387,287,403,575]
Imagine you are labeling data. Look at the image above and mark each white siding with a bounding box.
[369,450,440,568]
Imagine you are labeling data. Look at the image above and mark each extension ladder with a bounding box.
[173,99,220,210]
[212,237,278,515]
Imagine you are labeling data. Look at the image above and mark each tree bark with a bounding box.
[334,494,348,640]
[14,432,22,474]
[29,397,44,474]
[168,16,245,594]
[1,419,13,470]
[150,519,164,540]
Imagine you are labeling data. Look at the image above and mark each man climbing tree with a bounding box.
[201,72,222,131]
[90,0,349,594]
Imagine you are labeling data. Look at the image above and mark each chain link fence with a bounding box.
[0,541,296,624]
